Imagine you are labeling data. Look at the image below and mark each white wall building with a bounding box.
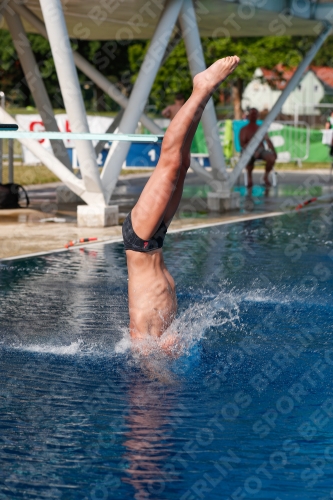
[242,67,325,116]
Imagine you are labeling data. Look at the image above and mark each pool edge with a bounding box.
[1,211,283,262]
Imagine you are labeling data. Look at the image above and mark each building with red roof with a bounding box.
[311,66,333,91]
[242,64,333,116]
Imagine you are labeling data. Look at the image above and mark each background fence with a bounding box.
[0,116,331,185]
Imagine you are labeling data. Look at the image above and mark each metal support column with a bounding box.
[4,7,72,170]
[10,2,163,136]
[179,0,229,186]
[101,0,184,202]
[73,52,163,136]
[0,92,3,183]
[0,137,2,184]
[160,22,182,66]
[95,110,124,157]
[8,139,14,183]
[39,0,105,205]
[229,24,332,188]
[11,1,211,185]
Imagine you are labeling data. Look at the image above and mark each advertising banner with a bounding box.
[15,114,113,165]
[15,114,164,168]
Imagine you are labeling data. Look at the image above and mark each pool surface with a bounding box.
[1,207,333,499]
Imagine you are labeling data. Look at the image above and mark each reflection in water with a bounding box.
[122,371,176,499]
[1,208,333,499]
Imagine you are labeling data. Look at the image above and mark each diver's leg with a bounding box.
[246,161,255,188]
[262,151,275,187]
[131,56,240,240]
[163,118,201,225]
[163,166,188,226]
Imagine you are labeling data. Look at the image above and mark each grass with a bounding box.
[255,162,332,170]
[120,169,153,175]
[1,164,60,185]
[0,164,154,186]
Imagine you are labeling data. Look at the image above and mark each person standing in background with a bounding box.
[240,107,277,188]
[325,110,333,156]
[325,110,333,130]
[162,93,185,121]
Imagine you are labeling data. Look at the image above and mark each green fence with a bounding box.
[145,120,332,164]
[189,121,332,163]
[268,123,331,163]
[306,128,331,162]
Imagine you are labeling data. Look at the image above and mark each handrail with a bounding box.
[0,129,164,143]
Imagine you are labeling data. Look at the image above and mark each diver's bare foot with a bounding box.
[193,56,240,95]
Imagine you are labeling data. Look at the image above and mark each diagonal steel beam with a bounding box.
[10,1,211,184]
[100,0,185,202]
[94,109,124,157]
[160,21,183,67]
[179,0,229,184]
[9,2,163,136]
[39,0,105,205]
[4,5,72,170]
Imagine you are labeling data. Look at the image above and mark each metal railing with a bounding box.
[0,128,164,183]
[0,119,312,186]
[268,120,310,166]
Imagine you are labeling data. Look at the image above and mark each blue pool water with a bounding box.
[1,207,333,500]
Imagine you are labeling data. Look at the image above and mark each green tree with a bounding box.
[0,29,137,111]
[0,29,27,106]
[128,39,192,115]
[128,35,332,119]
[204,36,304,118]
[1,26,333,117]
[76,39,137,111]
[312,37,333,66]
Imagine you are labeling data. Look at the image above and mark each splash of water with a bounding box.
[17,340,84,355]
[5,286,311,360]
[114,289,241,359]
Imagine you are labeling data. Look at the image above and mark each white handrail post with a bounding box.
[0,92,3,183]
[229,24,332,188]
[0,108,89,200]
[8,139,14,183]
[39,0,105,205]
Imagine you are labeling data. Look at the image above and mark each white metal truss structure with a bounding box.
[0,0,332,215]
[3,7,72,171]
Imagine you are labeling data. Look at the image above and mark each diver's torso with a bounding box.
[126,249,177,339]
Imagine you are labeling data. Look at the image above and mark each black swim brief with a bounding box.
[122,211,167,252]
[250,146,267,164]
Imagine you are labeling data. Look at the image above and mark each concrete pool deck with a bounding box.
[0,210,286,260]
[1,168,332,260]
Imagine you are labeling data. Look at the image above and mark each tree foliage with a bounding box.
[0,30,135,110]
[0,26,332,117]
